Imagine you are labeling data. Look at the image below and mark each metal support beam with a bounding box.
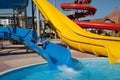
[24,8,27,28]
[0,12,18,15]
[32,1,35,30]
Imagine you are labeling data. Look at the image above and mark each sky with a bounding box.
[47,0,120,20]
[0,0,120,20]
[26,0,120,20]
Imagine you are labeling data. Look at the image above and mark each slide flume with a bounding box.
[61,0,120,30]
[33,0,120,63]
[0,26,72,69]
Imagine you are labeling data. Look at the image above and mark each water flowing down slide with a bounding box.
[33,0,120,63]
[0,27,72,69]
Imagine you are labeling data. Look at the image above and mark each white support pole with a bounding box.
[41,18,45,35]
[53,0,57,39]
[36,6,40,37]
[53,0,56,7]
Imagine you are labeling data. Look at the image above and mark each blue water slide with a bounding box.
[0,26,72,69]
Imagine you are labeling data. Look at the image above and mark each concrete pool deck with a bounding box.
[0,39,98,73]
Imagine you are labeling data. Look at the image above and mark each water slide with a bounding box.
[61,0,120,30]
[0,26,72,69]
[33,0,120,63]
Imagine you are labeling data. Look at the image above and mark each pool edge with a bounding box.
[0,61,47,76]
[0,57,108,75]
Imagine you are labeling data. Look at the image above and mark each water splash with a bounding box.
[58,65,79,73]
[54,65,81,80]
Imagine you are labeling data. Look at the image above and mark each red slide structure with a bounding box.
[61,0,120,31]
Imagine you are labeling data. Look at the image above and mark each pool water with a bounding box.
[0,58,120,80]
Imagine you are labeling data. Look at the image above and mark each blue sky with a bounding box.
[85,0,120,19]
[0,0,120,20]
[47,0,120,20]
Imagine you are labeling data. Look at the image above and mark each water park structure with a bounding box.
[61,0,120,30]
[1,0,120,80]
[0,0,120,70]
[33,0,120,64]
[0,0,72,70]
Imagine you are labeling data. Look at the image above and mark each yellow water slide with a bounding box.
[33,0,120,63]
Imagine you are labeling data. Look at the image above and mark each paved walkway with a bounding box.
[0,40,97,73]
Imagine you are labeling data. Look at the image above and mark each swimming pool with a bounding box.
[0,58,120,80]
